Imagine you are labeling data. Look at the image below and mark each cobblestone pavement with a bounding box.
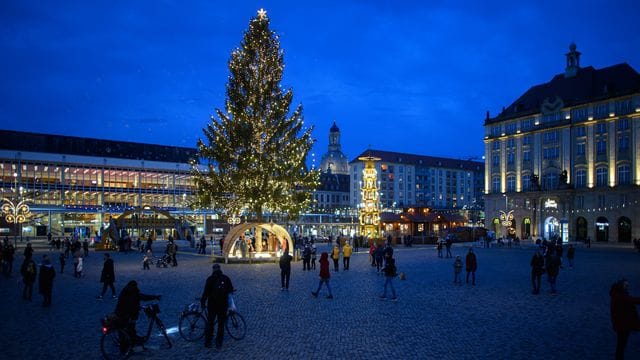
[1,242,639,359]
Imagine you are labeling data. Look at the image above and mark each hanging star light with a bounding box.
[257,8,267,19]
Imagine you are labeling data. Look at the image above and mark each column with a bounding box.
[608,120,617,186]
[586,123,595,187]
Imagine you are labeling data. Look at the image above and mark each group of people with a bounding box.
[18,252,55,307]
[530,241,576,295]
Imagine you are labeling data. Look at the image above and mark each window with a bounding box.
[618,118,629,131]
[543,173,558,190]
[596,122,607,134]
[593,103,609,119]
[507,153,514,165]
[507,175,515,192]
[576,143,585,156]
[543,147,559,159]
[492,125,502,137]
[522,174,531,191]
[505,122,517,135]
[575,169,586,188]
[571,107,588,121]
[543,131,559,143]
[507,138,515,148]
[576,195,584,209]
[492,141,500,150]
[523,135,532,145]
[521,118,534,131]
[596,139,607,155]
[615,99,632,115]
[492,155,500,166]
[598,195,606,208]
[618,165,630,185]
[522,150,530,162]
[596,167,608,187]
[575,126,586,137]
[618,134,629,151]
[492,177,500,193]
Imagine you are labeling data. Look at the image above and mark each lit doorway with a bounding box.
[544,216,559,240]
[521,218,531,239]
[618,217,631,243]
[596,217,609,242]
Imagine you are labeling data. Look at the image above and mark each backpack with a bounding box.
[27,262,36,275]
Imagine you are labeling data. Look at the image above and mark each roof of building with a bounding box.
[329,121,340,132]
[0,129,197,163]
[350,149,484,172]
[486,63,640,124]
[317,171,350,192]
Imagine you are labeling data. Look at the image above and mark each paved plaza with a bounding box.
[1,241,639,359]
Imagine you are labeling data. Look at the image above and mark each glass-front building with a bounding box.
[0,129,211,240]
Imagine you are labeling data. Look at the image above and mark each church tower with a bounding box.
[564,43,581,78]
[319,121,349,175]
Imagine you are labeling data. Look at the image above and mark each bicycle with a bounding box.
[178,295,246,342]
[100,303,172,359]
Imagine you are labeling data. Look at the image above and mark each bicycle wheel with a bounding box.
[101,328,131,360]
[178,311,207,342]
[155,318,173,348]
[225,311,246,340]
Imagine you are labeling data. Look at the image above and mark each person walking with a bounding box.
[369,242,376,266]
[331,244,340,272]
[437,240,443,258]
[167,241,178,266]
[279,249,293,291]
[3,243,15,276]
[545,251,561,294]
[610,279,640,360]
[453,256,463,285]
[58,253,66,274]
[310,244,317,270]
[375,244,384,274]
[201,264,234,349]
[20,255,37,301]
[23,242,34,261]
[530,250,545,295]
[302,243,311,271]
[82,239,89,257]
[380,255,398,301]
[311,252,333,299]
[566,244,575,269]
[465,248,477,285]
[445,237,453,258]
[98,253,116,299]
[38,255,55,307]
[76,256,84,278]
[143,250,151,270]
[342,242,352,270]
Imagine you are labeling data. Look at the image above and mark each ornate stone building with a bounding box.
[483,44,640,243]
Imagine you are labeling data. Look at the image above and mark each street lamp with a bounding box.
[2,173,30,247]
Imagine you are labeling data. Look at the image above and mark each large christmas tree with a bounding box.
[193,9,319,222]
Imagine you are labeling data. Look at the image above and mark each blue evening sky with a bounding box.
[1,1,639,164]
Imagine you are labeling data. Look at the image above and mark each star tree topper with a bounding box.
[257,8,267,19]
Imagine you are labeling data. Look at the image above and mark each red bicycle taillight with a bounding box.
[102,327,109,334]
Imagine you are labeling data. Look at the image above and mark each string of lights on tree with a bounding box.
[192,8,320,222]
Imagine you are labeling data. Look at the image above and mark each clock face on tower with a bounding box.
[541,96,564,114]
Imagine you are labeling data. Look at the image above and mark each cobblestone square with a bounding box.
[1,243,638,359]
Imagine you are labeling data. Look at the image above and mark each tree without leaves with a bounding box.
[192,10,319,222]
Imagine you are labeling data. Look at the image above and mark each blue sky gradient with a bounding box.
[1,1,639,164]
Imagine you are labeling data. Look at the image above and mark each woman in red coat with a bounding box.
[311,252,333,299]
[610,279,640,359]
[465,248,477,285]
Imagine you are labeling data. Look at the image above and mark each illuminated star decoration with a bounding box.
[257,8,267,19]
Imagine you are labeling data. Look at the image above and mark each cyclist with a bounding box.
[201,264,234,349]
[114,280,161,345]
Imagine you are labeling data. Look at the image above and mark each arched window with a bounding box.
[492,177,500,193]
[507,175,516,192]
[596,167,608,187]
[617,165,630,185]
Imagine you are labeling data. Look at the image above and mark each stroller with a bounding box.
[155,254,171,268]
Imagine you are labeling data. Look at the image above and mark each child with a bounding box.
[453,256,463,285]
[380,256,398,301]
[311,252,333,299]
[143,251,151,270]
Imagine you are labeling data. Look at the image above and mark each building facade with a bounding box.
[349,150,484,211]
[483,45,640,243]
[0,129,209,240]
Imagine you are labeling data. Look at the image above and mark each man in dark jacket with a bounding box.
[530,250,545,295]
[115,280,161,344]
[465,248,477,285]
[610,279,640,359]
[38,255,55,307]
[545,252,561,294]
[20,255,37,300]
[279,249,293,291]
[98,253,116,299]
[201,264,234,349]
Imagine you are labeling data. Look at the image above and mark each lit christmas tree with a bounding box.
[193,9,319,222]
